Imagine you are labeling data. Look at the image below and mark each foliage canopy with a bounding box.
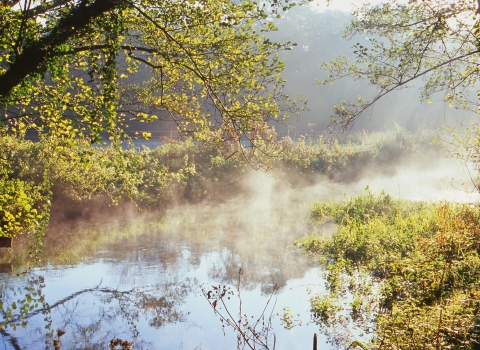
[320,0,480,127]
[0,0,302,145]
[0,0,306,248]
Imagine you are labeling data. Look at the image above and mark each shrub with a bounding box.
[296,190,480,349]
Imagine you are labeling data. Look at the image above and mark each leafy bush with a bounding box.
[279,126,434,182]
[0,127,433,238]
[0,136,50,241]
[296,190,480,349]
[0,179,47,238]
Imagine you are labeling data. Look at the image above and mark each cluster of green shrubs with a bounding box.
[0,127,433,240]
[280,126,433,182]
[296,189,480,349]
[0,136,51,241]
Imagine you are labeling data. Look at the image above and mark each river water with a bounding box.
[0,170,332,350]
[0,156,478,350]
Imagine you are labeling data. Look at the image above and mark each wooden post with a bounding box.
[0,237,12,248]
[0,264,13,273]
[313,333,318,350]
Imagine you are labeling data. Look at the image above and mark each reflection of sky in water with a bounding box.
[0,207,326,350]
[0,255,325,349]
[0,152,478,349]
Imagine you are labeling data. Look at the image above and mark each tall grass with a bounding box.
[280,126,434,182]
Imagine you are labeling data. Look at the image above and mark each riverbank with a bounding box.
[296,190,480,349]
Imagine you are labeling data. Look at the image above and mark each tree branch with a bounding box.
[25,0,75,18]
[2,286,134,326]
[335,49,480,127]
[129,55,163,69]
[66,44,160,55]
[0,0,20,7]
[0,0,124,99]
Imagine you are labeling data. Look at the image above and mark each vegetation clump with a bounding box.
[280,126,433,182]
[296,189,480,349]
[0,127,434,268]
[0,127,433,225]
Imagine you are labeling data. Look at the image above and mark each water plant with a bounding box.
[296,189,480,349]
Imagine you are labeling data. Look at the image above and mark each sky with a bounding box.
[313,0,405,12]
[313,0,383,12]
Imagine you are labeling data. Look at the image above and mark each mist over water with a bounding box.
[0,145,478,349]
[1,1,479,349]
[236,150,480,208]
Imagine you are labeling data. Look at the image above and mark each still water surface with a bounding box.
[0,190,329,349]
[0,160,478,350]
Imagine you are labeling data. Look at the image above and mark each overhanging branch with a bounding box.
[334,49,480,127]
[26,0,74,18]
[0,0,124,99]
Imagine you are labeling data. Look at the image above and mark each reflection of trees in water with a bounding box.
[0,183,319,347]
[0,275,191,349]
[94,204,315,293]
[29,197,314,291]
[0,275,46,328]
[19,205,314,294]
[0,327,21,350]
[135,286,189,328]
[1,173,317,292]
[0,212,162,267]
[207,247,311,294]
[157,199,316,293]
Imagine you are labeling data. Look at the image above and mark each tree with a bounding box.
[0,0,303,146]
[319,0,480,128]
[0,0,306,250]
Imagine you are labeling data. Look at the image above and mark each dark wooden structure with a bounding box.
[0,264,13,273]
[0,237,12,248]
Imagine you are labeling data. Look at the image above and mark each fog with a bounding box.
[44,6,480,339]
[143,146,480,281]
[265,4,474,134]
[122,1,476,140]
[3,2,480,348]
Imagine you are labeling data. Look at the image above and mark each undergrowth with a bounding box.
[0,127,433,242]
[280,126,433,182]
[295,189,480,349]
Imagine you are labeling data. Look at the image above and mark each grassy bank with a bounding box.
[0,127,434,242]
[295,189,480,349]
[281,126,433,183]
